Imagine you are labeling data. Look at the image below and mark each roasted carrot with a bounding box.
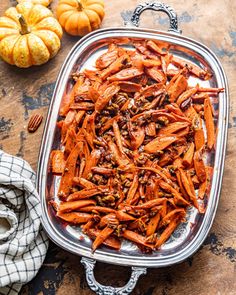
[57,212,91,224]
[123,230,154,249]
[146,213,161,236]
[51,150,65,174]
[144,135,178,153]
[58,143,83,199]
[193,150,206,183]
[73,177,96,189]
[155,216,183,249]
[92,226,115,252]
[87,228,121,250]
[58,199,96,213]
[204,97,215,149]
[179,169,198,209]
[67,188,103,201]
[193,114,205,151]
[182,142,195,167]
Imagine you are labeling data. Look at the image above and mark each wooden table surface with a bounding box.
[0,0,236,294]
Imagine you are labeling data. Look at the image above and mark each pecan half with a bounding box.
[27,114,43,133]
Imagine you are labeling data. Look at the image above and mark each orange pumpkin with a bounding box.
[56,0,105,36]
[0,2,63,68]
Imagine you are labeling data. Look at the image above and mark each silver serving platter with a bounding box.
[37,2,229,294]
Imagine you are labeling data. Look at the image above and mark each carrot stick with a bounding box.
[58,143,83,199]
[144,135,178,153]
[193,150,206,183]
[123,230,154,249]
[155,216,182,248]
[87,228,121,250]
[179,169,198,209]
[57,212,91,224]
[92,226,114,252]
[126,172,139,204]
[182,142,195,167]
[67,188,103,201]
[146,213,161,236]
[204,97,215,149]
[51,150,65,174]
[59,199,96,213]
[72,177,96,189]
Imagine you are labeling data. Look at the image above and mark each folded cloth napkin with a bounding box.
[0,151,48,295]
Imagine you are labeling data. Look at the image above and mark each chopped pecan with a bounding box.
[27,114,43,133]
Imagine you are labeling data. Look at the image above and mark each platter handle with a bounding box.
[124,2,181,34]
[81,257,147,295]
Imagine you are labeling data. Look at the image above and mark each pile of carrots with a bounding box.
[50,39,223,252]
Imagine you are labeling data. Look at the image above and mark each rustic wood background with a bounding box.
[0,0,236,294]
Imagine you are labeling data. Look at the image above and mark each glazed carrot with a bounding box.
[95,84,120,113]
[96,45,119,69]
[182,142,195,167]
[204,97,215,149]
[126,172,139,204]
[171,56,210,80]
[64,128,77,155]
[57,212,91,224]
[58,143,83,199]
[133,41,160,60]
[158,121,189,136]
[108,68,143,82]
[98,213,117,228]
[123,230,154,249]
[51,150,65,174]
[155,216,183,249]
[142,59,161,67]
[67,188,103,201]
[193,150,206,183]
[61,110,76,141]
[113,120,125,154]
[92,226,114,252]
[73,177,97,189]
[145,67,166,83]
[82,220,95,233]
[118,81,142,92]
[87,228,121,250]
[167,75,188,102]
[59,199,96,213]
[176,88,198,106]
[146,40,166,56]
[146,213,161,236]
[144,135,178,153]
[82,149,101,178]
[108,141,131,168]
[179,169,198,209]
[159,208,185,227]
[116,210,136,222]
[145,122,156,137]
[79,206,116,214]
[132,198,167,210]
[186,172,196,197]
[159,180,189,206]
[193,114,205,151]
[91,167,115,176]
[196,87,224,92]
[99,115,121,134]
[129,125,145,150]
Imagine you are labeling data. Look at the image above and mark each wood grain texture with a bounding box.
[0,0,236,294]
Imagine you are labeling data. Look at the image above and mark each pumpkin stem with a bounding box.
[77,0,84,11]
[18,15,31,35]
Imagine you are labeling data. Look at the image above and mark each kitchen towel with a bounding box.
[0,151,48,295]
